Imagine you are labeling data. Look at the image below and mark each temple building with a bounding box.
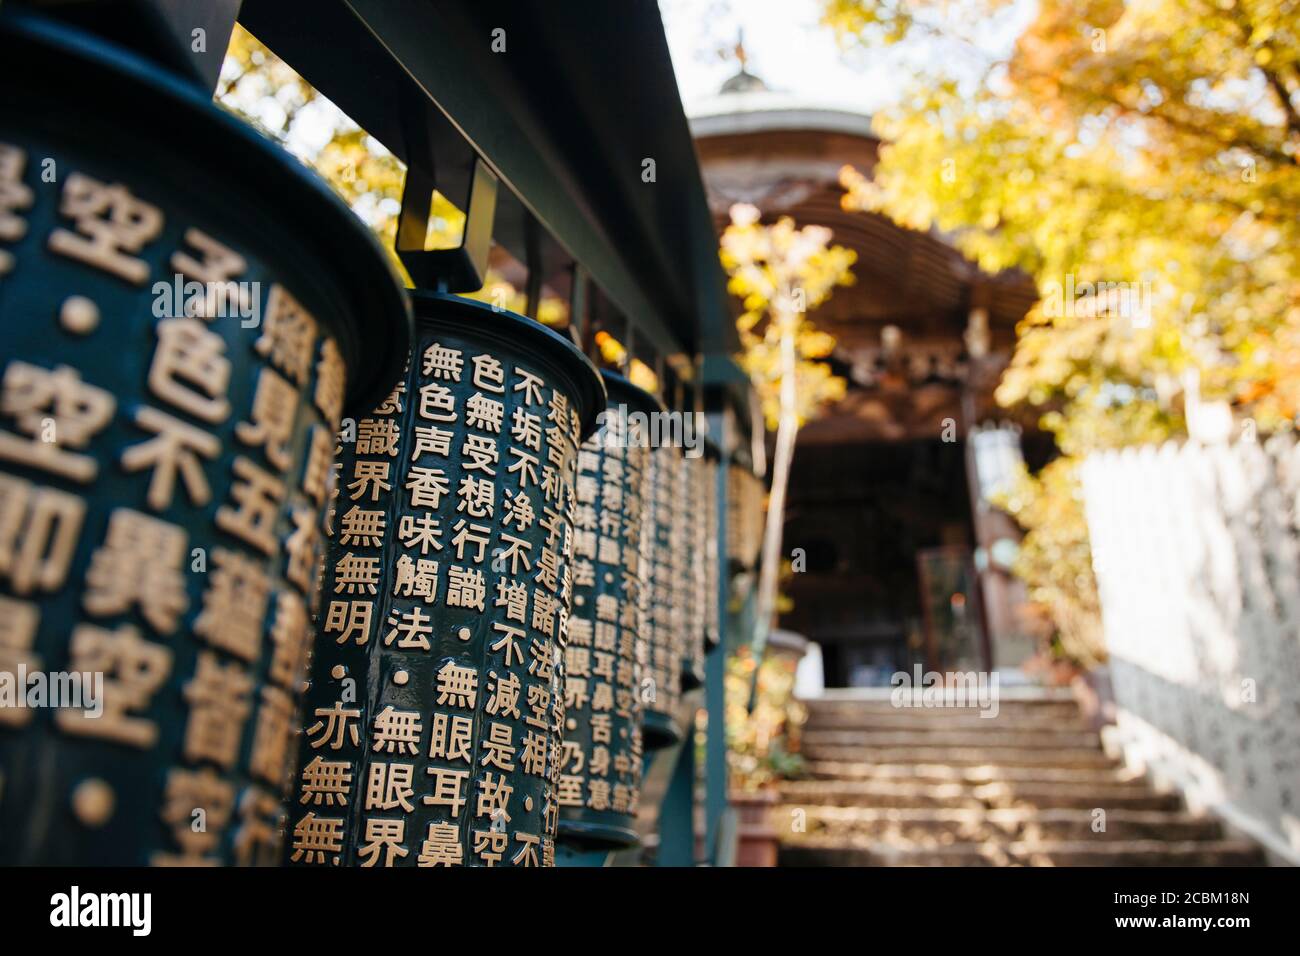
[689,67,1047,686]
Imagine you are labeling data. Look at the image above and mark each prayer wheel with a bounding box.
[675,449,705,690]
[0,9,411,864]
[286,291,604,867]
[641,446,683,749]
[700,439,721,650]
[556,371,658,848]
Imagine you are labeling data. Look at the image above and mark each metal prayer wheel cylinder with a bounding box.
[700,440,722,650]
[287,291,604,867]
[556,371,658,849]
[0,12,411,866]
[641,445,683,749]
[727,462,764,571]
[674,449,705,689]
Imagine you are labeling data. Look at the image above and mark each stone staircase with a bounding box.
[777,692,1265,866]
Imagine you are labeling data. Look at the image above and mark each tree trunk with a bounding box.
[749,311,800,686]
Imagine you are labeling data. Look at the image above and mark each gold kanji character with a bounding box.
[489,622,525,666]
[371,705,422,755]
[357,819,408,868]
[383,605,433,650]
[422,343,463,381]
[301,424,333,506]
[355,417,399,456]
[456,474,494,518]
[148,317,232,423]
[314,338,346,431]
[170,227,246,287]
[290,811,345,864]
[514,368,545,405]
[435,660,478,710]
[0,361,114,482]
[470,354,505,393]
[284,506,321,594]
[183,651,253,769]
[479,721,515,771]
[411,425,452,459]
[416,822,463,867]
[255,284,317,385]
[235,366,297,471]
[347,460,391,501]
[472,828,508,866]
[250,683,298,786]
[0,143,34,242]
[299,755,353,807]
[0,596,40,726]
[428,712,473,763]
[406,466,450,509]
[484,670,522,720]
[417,382,456,422]
[215,456,285,555]
[445,565,485,611]
[511,831,541,867]
[306,700,362,750]
[365,761,415,813]
[392,554,438,603]
[475,772,513,823]
[83,508,188,632]
[121,405,220,509]
[54,622,171,746]
[423,767,469,817]
[323,599,373,645]
[194,547,270,662]
[0,473,85,594]
[397,512,442,554]
[268,589,311,690]
[333,552,380,595]
[338,505,385,548]
[48,172,162,283]
[465,393,504,433]
[232,786,286,867]
[154,767,234,865]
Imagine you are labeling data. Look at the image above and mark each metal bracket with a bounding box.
[397,86,499,293]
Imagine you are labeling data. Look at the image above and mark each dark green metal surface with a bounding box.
[286,292,604,866]
[556,372,659,850]
[0,10,411,865]
[641,447,683,750]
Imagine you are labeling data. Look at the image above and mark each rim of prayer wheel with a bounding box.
[409,290,606,438]
[0,9,414,418]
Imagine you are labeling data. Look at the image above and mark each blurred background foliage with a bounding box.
[827,0,1298,664]
[725,645,807,791]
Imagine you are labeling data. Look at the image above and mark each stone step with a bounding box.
[778,780,1178,811]
[778,839,1265,867]
[802,761,1144,787]
[804,712,1096,734]
[778,806,1224,843]
[971,782,1182,811]
[779,780,984,809]
[800,745,1118,769]
[801,729,1101,750]
[805,699,1082,720]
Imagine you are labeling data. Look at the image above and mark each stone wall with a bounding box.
[1081,437,1300,864]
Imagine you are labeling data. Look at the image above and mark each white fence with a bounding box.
[1082,437,1300,864]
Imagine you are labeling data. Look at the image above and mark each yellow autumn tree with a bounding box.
[826,0,1299,662]
[720,203,856,659]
